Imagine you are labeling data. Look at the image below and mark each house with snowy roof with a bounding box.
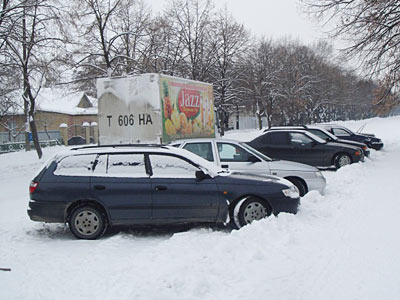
[0,88,98,144]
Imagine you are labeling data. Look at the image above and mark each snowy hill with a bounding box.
[1,116,400,300]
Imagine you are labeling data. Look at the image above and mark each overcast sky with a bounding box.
[148,0,328,46]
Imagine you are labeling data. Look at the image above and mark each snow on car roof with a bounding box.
[52,145,226,177]
[171,138,241,144]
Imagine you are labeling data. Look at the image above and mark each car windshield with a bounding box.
[304,131,327,144]
[240,142,272,161]
[309,128,338,141]
[342,127,355,135]
[168,147,229,177]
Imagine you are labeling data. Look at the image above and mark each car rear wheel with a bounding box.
[334,153,352,169]
[69,205,107,240]
[233,197,272,228]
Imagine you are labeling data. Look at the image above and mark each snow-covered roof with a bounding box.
[52,145,226,178]
[7,87,97,116]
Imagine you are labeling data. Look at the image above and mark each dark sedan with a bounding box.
[247,130,364,169]
[28,145,300,239]
[320,124,383,150]
[266,126,370,157]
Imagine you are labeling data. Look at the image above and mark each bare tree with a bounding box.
[1,0,64,158]
[110,0,151,75]
[67,0,152,92]
[71,0,122,73]
[208,7,250,135]
[0,0,25,49]
[240,39,284,129]
[143,14,185,75]
[167,0,216,81]
[302,0,400,107]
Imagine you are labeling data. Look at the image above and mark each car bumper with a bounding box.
[305,177,326,195]
[27,200,66,223]
[270,196,300,215]
[370,142,383,150]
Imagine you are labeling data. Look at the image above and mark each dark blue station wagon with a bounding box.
[28,145,300,239]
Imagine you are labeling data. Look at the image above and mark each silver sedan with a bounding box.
[171,138,326,196]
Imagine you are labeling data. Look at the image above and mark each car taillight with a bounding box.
[29,181,38,194]
[355,151,361,156]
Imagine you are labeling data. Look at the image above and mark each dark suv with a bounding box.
[247,130,364,169]
[28,145,300,239]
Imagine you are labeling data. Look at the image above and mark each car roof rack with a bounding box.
[71,144,168,150]
[264,125,307,132]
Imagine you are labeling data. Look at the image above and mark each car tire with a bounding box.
[233,197,272,229]
[286,178,307,197]
[69,204,107,240]
[334,153,352,169]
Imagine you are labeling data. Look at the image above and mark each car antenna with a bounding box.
[357,123,366,133]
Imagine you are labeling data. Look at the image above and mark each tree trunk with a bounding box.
[256,113,262,130]
[219,110,225,136]
[267,113,272,129]
[29,114,42,159]
[22,10,30,151]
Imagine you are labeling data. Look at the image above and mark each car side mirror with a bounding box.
[195,170,210,181]
[247,155,261,163]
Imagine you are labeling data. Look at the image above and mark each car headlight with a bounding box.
[315,171,324,178]
[282,186,299,198]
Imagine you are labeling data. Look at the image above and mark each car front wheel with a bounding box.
[69,204,107,240]
[233,197,272,228]
[286,178,307,197]
[334,153,352,169]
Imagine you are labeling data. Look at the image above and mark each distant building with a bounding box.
[0,88,98,143]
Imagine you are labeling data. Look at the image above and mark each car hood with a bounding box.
[336,139,366,147]
[218,171,291,187]
[268,159,318,172]
[359,132,375,137]
[356,134,381,142]
[325,141,361,151]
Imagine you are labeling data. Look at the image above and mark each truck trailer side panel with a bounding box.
[97,74,162,144]
[97,73,215,144]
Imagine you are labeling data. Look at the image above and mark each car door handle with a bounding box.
[155,185,167,191]
[221,164,229,168]
[93,185,106,190]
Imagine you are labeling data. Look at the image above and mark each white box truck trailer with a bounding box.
[97,73,215,144]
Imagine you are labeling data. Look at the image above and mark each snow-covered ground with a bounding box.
[1,116,400,300]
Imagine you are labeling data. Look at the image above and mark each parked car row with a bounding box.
[247,124,383,169]
[170,139,326,196]
[265,125,370,157]
[27,124,383,240]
